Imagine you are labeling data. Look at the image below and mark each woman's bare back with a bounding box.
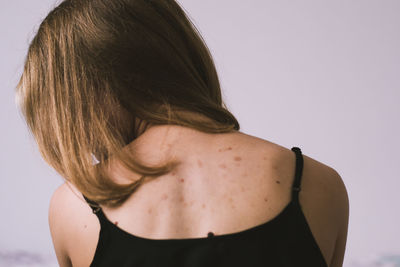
[50,126,346,267]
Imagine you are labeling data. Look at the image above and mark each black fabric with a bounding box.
[83,146,328,267]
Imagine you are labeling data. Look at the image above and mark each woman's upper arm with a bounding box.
[49,183,73,267]
[329,170,350,267]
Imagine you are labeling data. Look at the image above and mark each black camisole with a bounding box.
[83,147,328,266]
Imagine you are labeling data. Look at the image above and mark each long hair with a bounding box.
[15,0,240,207]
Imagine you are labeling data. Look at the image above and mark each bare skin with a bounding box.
[49,124,348,267]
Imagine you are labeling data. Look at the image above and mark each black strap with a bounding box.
[291,147,303,202]
[82,194,102,214]
[82,195,109,230]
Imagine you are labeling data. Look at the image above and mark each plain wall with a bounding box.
[1,0,399,266]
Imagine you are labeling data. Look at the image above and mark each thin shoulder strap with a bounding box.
[83,194,101,213]
[82,194,107,223]
[290,147,304,203]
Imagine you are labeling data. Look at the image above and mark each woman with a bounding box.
[15,0,349,266]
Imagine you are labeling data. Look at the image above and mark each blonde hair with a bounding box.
[15,0,239,207]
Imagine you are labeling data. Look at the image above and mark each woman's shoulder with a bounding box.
[237,135,348,265]
[49,182,100,267]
